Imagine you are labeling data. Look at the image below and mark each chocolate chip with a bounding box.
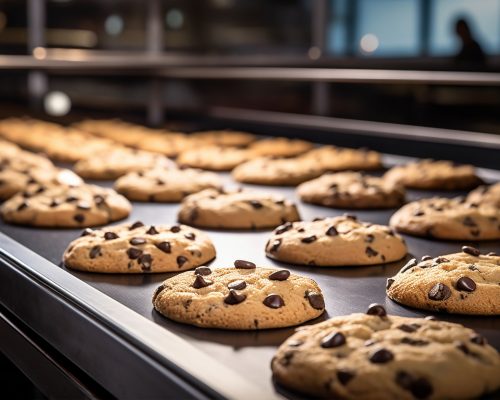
[155,241,171,253]
[468,264,479,271]
[421,255,432,261]
[192,275,212,289]
[234,259,256,269]
[275,222,293,235]
[365,246,378,257]
[138,254,152,270]
[398,323,420,333]
[401,337,429,347]
[130,237,146,245]
[365,234,375,243]
[66,195,78,203]
[129,221,144,230]
[170,225,181,233]
[269,239,282,252]
[463,217,477,227]
[94,195,105,205]
[456,276,476,292]
[470,334,487,345]
[228,280,246,290]
[177,255,188,268]
[73,214,85,223]
[224,289,246,305]
[77,202,91,210]
[263,294,285,309]
[462,245,480,257]
[396,371,433,399]
[486,252,497,256]
[434,257,449,264]
[89,245,101,259]
[49,199,61,208]
[344,213,357,220]
[104,232,119,240]
[269,270,290,281]
[152,283,166,303]
[400,258,417,273]
[146,226,159,235]
[248,200,263,209]
[184,233,196,240]
[386,278,395,289]
[326,226,338,236]
[321,332,346,348]
[306,291,325,309]
[369,348,394,364]
[194,266,211,276]
[301,235,317,243]
[127,247,142,260]
[413,210,425,216]
[337,370,354,386]
[456,341,470,355]
[81,228,93,237]
[17,201,28,211]
[428,283,451,301]
[366,303,386,317]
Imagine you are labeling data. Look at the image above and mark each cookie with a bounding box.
[1,149,54,171]
[0,166,82,200]
[177,146,251,171]
[390,197,500,240]
[249,137,314,158]
[386,247,500,315]
[297,172,406,209]
[1,183,131,228]
[384,159,482,190]
[265,215,407,266]
[153,261,325,329]
[272,304,500,399]
[74,147,174,180]
[188,130,256,147]
[302,145,383,171]
[63,222,216,273]
[178,188,300,229]
[232,156,324,186]
[0,139,21,157]
[467,183,500,207]
[114,167,222,202]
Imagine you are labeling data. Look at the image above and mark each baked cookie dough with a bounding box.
[153,261,325,329]
[232,156,324,186]
[390,197,500,240]
[177,146,251,171]
[114,167,222,202]
[178,188,300,230]
[265,215,407,266]
[188,130,256,147]
[1,183,131,228]
[386,247,500,315]
[467,182,500,207]
[248,137,314,158]
[272,304,500,399]
[297,172,406,209]
[384,159,482,190]
[74,147,173,180]
[302,145,383,171]
[63,222,216,273]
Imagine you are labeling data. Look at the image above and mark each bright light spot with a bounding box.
[308,46,322,60]
[44,91,71,116]
[105,14,124,36]
[360,33,379,54]
[0,12,7,31]
[165,9,184,30]
[33,47,47,60]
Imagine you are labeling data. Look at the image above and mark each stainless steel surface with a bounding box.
[0,151,499,399]
[208,107,500,149]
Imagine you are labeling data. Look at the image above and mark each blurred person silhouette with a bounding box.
[454,17,486,70]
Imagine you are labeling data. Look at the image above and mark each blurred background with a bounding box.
[0,0,499,136]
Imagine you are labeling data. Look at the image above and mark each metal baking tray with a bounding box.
[0,152,499,399]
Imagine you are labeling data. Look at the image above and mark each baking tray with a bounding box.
[1,153,499,399]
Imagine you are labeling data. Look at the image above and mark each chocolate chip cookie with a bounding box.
[248,137,314,158]
[386,247,500,315]
[302,145,383,171]
[178,188,300,229]
[390,197,500,240]
[1,183,131,227]
[265,215,407,266]
[63,222,216,273]
[153,261,325,329]
[115,167,222,202]
[384,159,482,190]
[177,145,252,171]
[272,304,500,399]
[232,156,324,186]
[297,172,406,209]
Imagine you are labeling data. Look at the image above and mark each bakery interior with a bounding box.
[0,1,499,399]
